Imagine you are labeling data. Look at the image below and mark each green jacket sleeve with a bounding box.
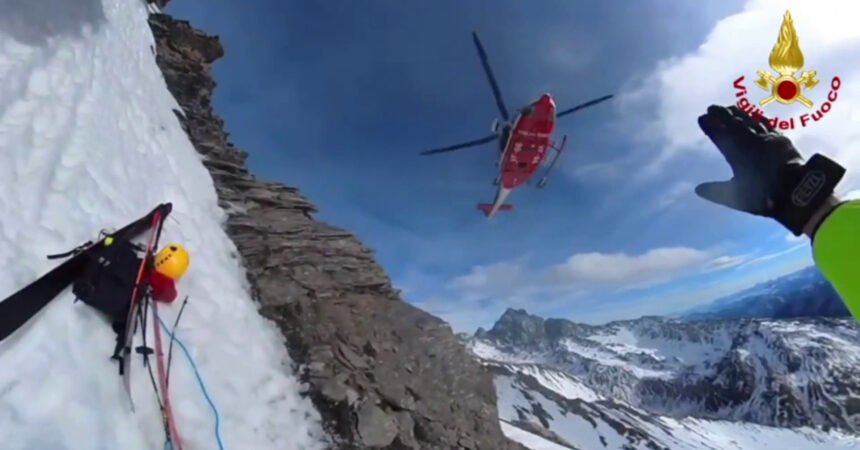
[812,200,860,322]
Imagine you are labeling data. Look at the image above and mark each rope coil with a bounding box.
[154,311,226,450]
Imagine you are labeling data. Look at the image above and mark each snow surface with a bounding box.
[476,317,860,426]
[499,422,570,450]
[471,338,542,364]
[560,321,739,380]
[503,363,601,402]
[0,1,325,449]
[495,375,631,450]
[473,315,860,449]
[494,370,860,450]
[560,338,671,378]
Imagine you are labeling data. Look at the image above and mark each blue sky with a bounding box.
[165,0,853,332]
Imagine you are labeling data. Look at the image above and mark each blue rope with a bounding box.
[155,313,226,450]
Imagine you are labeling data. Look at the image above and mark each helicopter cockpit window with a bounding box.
[521,106,535,117]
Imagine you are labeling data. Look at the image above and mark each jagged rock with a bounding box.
[335,341,369,371]
[356,401,398,447]
[458,435,477,449]
[148,9,526,450]
[375,379,415,412]
[392,411,420,449]
[320,373,358,406]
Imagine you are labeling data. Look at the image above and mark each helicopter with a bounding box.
[420,32,613,218]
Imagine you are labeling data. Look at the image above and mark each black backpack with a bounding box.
[73,239,144,321]
[72,238,146,363]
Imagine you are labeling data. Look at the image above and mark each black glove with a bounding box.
[696,105,845,236]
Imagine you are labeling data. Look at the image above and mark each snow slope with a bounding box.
[473,311,860,432]
[499,422,571,450]
[471,309,860,449]
[492,362,860,450]
[0,1,325,449]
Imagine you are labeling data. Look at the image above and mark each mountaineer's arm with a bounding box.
[694,104,857,325]
[811,199,860,321]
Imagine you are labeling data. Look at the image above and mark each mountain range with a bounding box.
[679,265,849,320]
[467,308,860,449]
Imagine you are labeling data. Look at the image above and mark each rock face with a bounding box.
[147,11,525,450]
[476,308,597,351]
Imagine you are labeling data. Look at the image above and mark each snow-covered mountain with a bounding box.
[680,266,849,320]
[469,309,860,449]
[490,361,860,450]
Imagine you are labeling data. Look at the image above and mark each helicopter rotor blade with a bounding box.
[472,32,510,121]
[556,94,614,118]
[419,134,497,155]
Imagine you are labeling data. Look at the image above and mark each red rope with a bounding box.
[152,299,183,449]
[123,210,165,410]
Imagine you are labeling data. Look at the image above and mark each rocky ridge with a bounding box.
[146,5,524,450]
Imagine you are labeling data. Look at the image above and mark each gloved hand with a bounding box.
[696,105,845,236]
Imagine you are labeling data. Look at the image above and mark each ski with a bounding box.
[119,208,168,410]
[150,299,183,449]
[0,203,173,343]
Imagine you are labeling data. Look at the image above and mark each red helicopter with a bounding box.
[420,32,613,218]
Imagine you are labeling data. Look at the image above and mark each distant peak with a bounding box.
[500,308,535,319]
[476,308,548,348]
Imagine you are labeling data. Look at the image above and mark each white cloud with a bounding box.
[623,0,860,190]
[428,246,802,330]
[704,254,751,272]
[574,257,814,324]
[569,161,623,184]
[447,246,741,304]
[736,242,810,268]
[428,242,807,331]
[549,247,712,287]
[655,181,696,210]
[447,260,529,299]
